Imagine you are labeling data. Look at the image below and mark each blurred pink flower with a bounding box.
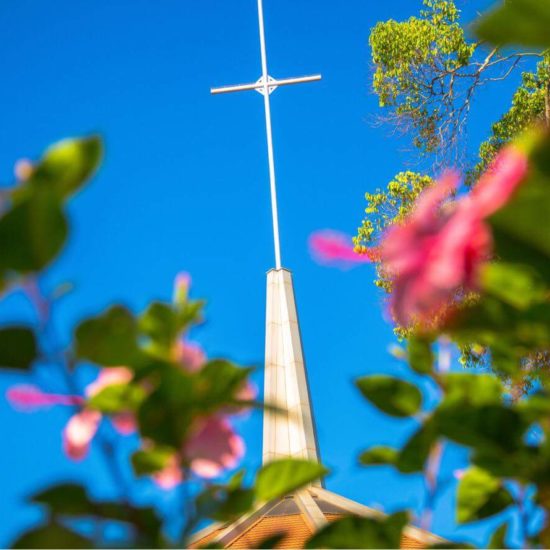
[63,409,101,461]
[380,145,528,327]
[63,367,137,461]
[381,172,490,326]
[152,454,183,490]
[309,230,375,268]
[183,416,245,479]
[14,159,33,181]
[6,385,84,411]
[175,340,206,372]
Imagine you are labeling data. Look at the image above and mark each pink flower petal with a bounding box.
[309,230,375,268]
[152,454,183,490]
[175,340,206,373]
[184,416,244,479]
[112,412,137,435]
[471,145,528,217]
[85,367,133,398]
[63,409,101,461]
[6,385,83,411]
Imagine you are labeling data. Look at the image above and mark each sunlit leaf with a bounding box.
[255,459,328,503]
[408,336,434,375]
[359,446,398,467]
[30,136,103,200]
[457,467,513,524]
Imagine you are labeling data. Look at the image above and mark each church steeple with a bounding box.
[263,268,320,470]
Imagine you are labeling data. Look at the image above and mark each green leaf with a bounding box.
[30,484,94,516]
[255,459,328,503]
[139,302,181,354]
[196,485,255,522]
[255,534,287,549]
[75,305,143,366]
[440,374,504,408]
[475,0,550,49]
[131,446,175,476]
[30,136,103,200]
[488,522,509,549]
[305,512,407,549]
[12,522,91,549]
[408,336,434,375]
[0,189,67,272]
[397,419,438,474]
[490,174,550,261]
[0,327,37,370]
[356,375,422,418]
[359,446,398,466]
[457,467,514,524]
[481,263,546,310]
[88,383,145,414]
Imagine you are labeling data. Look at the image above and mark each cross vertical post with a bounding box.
[211,0,321,270]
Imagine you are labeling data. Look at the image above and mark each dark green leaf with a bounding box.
[305,512,407,549]
[0,189,67,272]
[75,305,143,366]
[356,375,422,418]
[255,459,328,503]
[30,136,103,200]
[397,419,438,473]
[475,0,550,49]
[457,467,513,524]
[359,446,398,467]
[12,522,91,549]
[255,533,287,549]
[30,484,93,516]
[131,446,175,476]
[0,327,37,370]
[408,337,434,375]
[139,302,181,354]
[196,486,255,522]
[488,522,509,549]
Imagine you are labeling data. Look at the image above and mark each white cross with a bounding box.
[211,0,321,270]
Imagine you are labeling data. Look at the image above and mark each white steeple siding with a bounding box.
[263,268,320,470]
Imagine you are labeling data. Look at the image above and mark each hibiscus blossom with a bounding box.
[309,230,376,268]
[380,145,528,326]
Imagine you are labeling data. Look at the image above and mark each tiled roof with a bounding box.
[193,511,427,549]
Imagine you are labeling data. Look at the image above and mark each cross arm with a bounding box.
[211,73,321,95]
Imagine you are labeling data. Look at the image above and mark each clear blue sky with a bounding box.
[0,0,527,546]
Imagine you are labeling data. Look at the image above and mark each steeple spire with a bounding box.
[211,0,322,469]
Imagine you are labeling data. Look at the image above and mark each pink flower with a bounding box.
[6,385,84,411]
[14,159,33,181]
[183,416,245,479]
[152,454,183,490]
[174,340,206,373]
[380,145,528,327]
[470,145,528,217]
[63,409,101,461]
[381,172,491,326]
[309,230,375,268]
